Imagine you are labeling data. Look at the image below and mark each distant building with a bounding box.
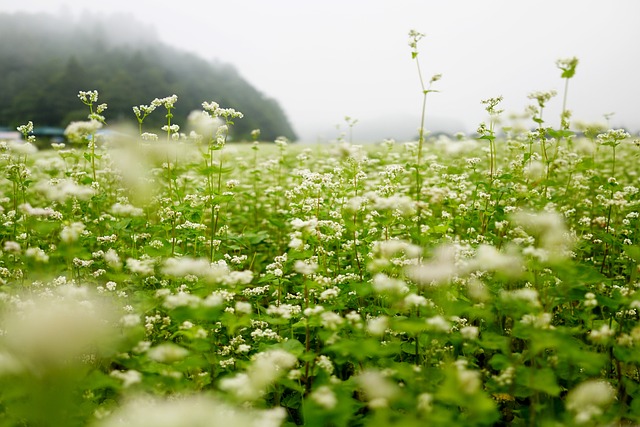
[0,128,20,141]
[32,127,66,139]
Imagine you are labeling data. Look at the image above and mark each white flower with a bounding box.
[126,257,156,275]
[120,314,140,328]
[316,355,334,375]
[566,380,615,424]
[275,136,288,147]
[8,140,37,155]
[162,257,253,285]
[19,203,59,218]
[1,285,117,372]
[501,288,541,307]
[60,222,85,243]
[94,395,286,427]
[147,343,189,363]
[36,178,95,202]
[589,324,615,343]
[111,203,144,217]
[319,287,340,301]
[426,315,451,332]
[235,301,252,314]
[16,120,33,135]
[512,210,573,261]
[460,325,479,340]
[110,369,142,387]
[372,239,422,260]
[64,119,103,144]
[372,273,409,294]
[356,370,399,409]
[466,244,523,278]
[152,94,178,109]
[366,316,389,336]
[294,260,318,275]
[417,393,433,413]
[104,248,122,269]
[267,304,301,319]
[320,311,344,330]
[405,244,459,286]
[456,364,481,394]
[219,349,297,401]
[78,90,99,104]
[25,247,49,263]
[288,237,304,250]
[524,160,545,180]
[310,385,338,410]
[366,193,415,216]
[3,241,20,253]
[303,305,325,317]
[163,292,201,309]
[520,312,554,329]
[161,124,180,134]
[404,293,428,308]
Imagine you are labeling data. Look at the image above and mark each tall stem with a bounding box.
[91,135,97,181]
[352,166,363,281]
[489,121,496,181]
[600,146,617,273]
[561,78,570,129]
[415,58,428,203]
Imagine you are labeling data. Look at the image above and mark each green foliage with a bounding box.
[0,26,639,427]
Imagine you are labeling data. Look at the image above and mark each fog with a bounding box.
[1,0,639,142]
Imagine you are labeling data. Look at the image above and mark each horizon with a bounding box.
[1,1,639,142]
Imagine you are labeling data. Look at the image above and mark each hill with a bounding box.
[0,12,297,142]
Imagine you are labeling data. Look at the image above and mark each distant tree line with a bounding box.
[0,12,297,142]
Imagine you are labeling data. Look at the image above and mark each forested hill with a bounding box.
[0,12,297,141]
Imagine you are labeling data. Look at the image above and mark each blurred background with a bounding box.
[0,0,639,143]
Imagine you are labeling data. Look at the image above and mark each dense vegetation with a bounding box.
[0,12,297,142]
[1,27,640,427]
[0,84,639,425]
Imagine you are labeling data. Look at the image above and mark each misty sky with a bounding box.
[2,0,639,142]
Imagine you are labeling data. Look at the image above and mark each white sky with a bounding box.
[2,0,639,142]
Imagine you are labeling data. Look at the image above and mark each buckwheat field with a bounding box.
[1,31,639,426]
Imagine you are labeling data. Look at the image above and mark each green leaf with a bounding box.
[401,341,418,355]
[279,339,306,357]
[624,246,640,263]
[393,317,428,334]
[488,353,511,370]
[516,367,561,396]
[480,331,509,353]
[546,128,575,139]
[477,134,495,142]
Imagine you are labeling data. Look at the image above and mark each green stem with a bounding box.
[415,55,428,194]
[91,135,97,181]
[561,78,570,130]
[353,212,363,281]
[600,146,616,273]
[166,157,173,200]
[413,57,431,241]
[488,121,496,181]
[303,280,312,394]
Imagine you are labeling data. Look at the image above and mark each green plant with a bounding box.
[0,37,638,427]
